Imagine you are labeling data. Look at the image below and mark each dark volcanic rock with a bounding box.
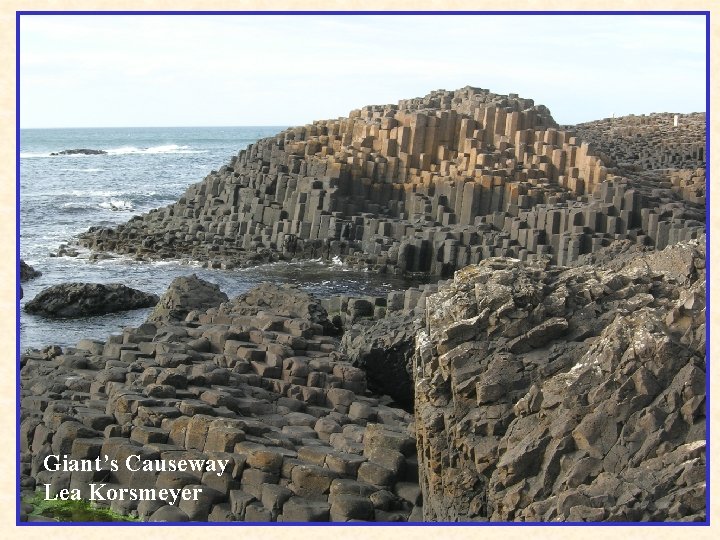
[25,283,159,318]
[414,238,706,522]
[216,283,335,335]
[20,283,419,523]
[20,260,42,282]
[341,313,422,409]
[50,148,107,155]
[147,274,228,324]
[19,86,709,523]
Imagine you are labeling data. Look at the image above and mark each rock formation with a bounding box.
[413,239,705,521]
[340,313,421,410]
[25,86,706,522]
[20,260,42,282]
[568,113,705,172]
[50,149,107,156]
[78,86,704,276]
[25,283,159,318]
[21,284,422,522]
[148,275,228,324]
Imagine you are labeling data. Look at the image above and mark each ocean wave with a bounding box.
[68,189,174,203]
[60,202,94,213]
[60,199,135,212]
[98,199,135,211]
[21,144,207,157]
[60,168,106,173]
[71,189,122,198]
[106,144,207,155]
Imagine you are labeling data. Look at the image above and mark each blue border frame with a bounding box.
[15,9,711,527]
[705,9,711,530]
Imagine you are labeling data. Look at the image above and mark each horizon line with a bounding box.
[19,124,291,130]
[19,109,708,131]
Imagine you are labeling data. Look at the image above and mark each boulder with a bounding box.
[24,283,158,318]
[218,283,335,334]
[20,260,42,282]
[147,274,228,323]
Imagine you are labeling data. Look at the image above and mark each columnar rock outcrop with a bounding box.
[413,239,705,521]
[569,113,706,172]
[21,283,422,522]
[78,87,705,276]
[28,86,707,523]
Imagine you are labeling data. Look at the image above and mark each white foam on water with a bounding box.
[20,152,46,158]
[71,189,122,197]
[98,199,134,211]
[106,144,206,155]
[61,202,93,211]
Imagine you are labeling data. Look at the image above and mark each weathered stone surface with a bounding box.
[147,274,228,323]
[340,313,421,408]
[21,281,421,523]
[221,283,334,334]
[414,238,706,522]
[24,283,158,318]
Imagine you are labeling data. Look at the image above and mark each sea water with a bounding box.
[20,126,424,349]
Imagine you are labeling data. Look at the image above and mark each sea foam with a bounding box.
[106,144,206,155]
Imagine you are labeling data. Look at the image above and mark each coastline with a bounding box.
[19,86,707,523]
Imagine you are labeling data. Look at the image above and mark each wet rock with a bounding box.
[50,148,107,155]
[20,260,41,282]
[24,283,158,318]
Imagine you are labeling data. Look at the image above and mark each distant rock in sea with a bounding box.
[50,148,107,155]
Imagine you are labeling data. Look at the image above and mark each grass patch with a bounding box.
[24,490,140,522]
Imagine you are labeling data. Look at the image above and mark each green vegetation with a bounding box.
[24,490,140,522]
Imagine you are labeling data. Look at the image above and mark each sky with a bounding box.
[20,14,707,128]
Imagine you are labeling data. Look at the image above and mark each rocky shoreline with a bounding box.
[21,281,422,522]
[20,86,706,522]
[20,241,706,522]
[75,87,704,278]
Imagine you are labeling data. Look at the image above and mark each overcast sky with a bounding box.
[20,14,707,128]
